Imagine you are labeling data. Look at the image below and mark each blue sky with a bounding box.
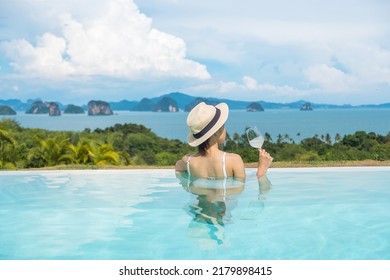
[0,0,389,105]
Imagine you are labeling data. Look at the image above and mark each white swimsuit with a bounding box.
[186,152,228,197]
[186,152,227,179]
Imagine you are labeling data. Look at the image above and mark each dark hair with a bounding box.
[197,125,225,156]
[198,139,210,156]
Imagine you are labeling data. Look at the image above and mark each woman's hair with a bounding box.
[197,125,225,156]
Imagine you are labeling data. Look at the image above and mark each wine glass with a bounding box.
[246,126,264,149]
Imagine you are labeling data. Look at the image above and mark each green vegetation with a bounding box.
[0,118,389,170]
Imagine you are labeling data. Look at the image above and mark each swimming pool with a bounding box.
[0,167,389,260]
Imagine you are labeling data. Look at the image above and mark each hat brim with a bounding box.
[187,103,229,147]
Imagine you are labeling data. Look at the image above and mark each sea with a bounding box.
[2,108,390,143]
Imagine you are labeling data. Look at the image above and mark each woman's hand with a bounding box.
[256,149,273,178]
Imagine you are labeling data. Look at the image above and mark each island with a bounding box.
[48,102,61,116]
[153,97,179,112]
[0,105,17,115]
[64,104,85,114]
[87,100,113,116]
[132,98,155,111]
[26,101,49,114]
[26,100,61,116]
[246,102,264,112]
[300,102,313,111]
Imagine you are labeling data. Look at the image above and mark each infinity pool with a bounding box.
[0,167,389,260]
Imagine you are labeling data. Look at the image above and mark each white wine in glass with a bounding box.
[246,126,264,148]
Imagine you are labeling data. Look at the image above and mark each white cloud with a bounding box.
[336,43,390,85]
[242,76,258,90]
[187,75,303,101]
[1,0,389,104]
[304,64,356,92]
[0,0,210,80]
[240,76,300,94]
[304,43,390,92]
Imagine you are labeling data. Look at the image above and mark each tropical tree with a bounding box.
[91,143,121,166]
[60,140,121,166]
[284,133,292,143]
[27,136,70,167]
[325,133,332,145]
[276,134,283,145]
[264,132,272,143]
[0,128,17,168]
[156,151,178,166]
[60,139,95,165]
[233,132,241,148]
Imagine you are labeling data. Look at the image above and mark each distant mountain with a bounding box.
[149,93,357,110]
[109,100,138,110]
[151,92,192,106]
[358,103,390,108]
[0,99,30,111]
[132,98,155,111]
[184,97,219,112]
[1,94,390,112]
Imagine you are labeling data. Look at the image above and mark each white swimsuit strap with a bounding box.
[186,155,192,177]
[222,152,227,178]
[186,155,193,190]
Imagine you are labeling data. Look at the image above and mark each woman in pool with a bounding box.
[176,102,272,249]
[175,101,273,181]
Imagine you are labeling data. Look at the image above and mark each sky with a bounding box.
[0,0,389,105]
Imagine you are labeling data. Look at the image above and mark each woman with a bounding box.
[175,102,273,180]
[176,102,272,249]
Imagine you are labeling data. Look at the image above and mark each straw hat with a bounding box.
[187,102,229,147]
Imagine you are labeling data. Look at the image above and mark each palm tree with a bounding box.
[233,132,240,148]
[325,133,332,145]
[0,129,17,168]
[264,132,272,143]
[92,143,121,166]
[27,136,69,167]
[276,134,283,144]
[282,133,294,143]
[60,139,95,165]
[60,140,121,166]
[0,129,16,146]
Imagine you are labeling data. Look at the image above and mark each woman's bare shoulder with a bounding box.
[175,154,192,172]
[226,152,244,162]
[226,152,245,180]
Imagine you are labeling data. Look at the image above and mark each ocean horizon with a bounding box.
[2,108,390,143]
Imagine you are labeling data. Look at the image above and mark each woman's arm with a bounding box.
[230,153,246,181]
[175,154,190,173]
[175,159,187,173]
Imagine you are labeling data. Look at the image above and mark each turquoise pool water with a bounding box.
[0,167,389,260]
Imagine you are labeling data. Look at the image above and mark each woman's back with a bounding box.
[185,151,245,180]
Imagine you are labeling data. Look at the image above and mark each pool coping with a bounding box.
[1,166,389,175]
